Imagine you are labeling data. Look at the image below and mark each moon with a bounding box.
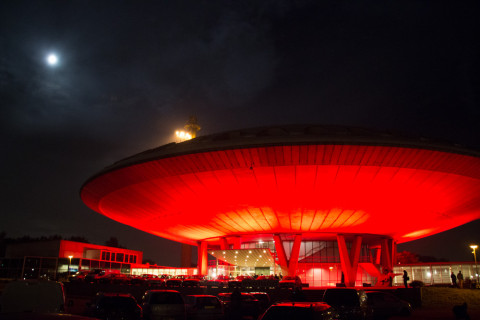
[46,53,58,66]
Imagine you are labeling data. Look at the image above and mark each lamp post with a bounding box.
[470,245,478,288]
[68,255,73,278]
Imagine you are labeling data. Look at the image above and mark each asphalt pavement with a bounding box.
[391,306,480,320]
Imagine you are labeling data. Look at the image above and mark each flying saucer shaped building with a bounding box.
[81,125,480,286]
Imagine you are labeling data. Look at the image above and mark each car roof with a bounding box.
[97,292,133,297]
[218,292,254,296]
[272,302,331,311]
[145,289,181,293]
[365,290,396,296]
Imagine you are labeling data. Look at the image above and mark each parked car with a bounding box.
[86,292,142,320]
[142,289,186,320]
[254,275,279,289]
[322,288,370,320]
[166,277,184,288]
[207,275,230,288]
[183,278,201,287]
[0,280,66,314]
[217,291,262,319]
[185,275,207,287]
[68,270,90,283]
[0,313,100,319]
[278,276,303,289]
[228,275,252,288]
[159,274,172,280]
[97,273,130,285]
[185,295,224,320]
[365,291,412,319]
[84,269,120,283]
[259,301,338,320]
[250,292,271,312]
[112,273,131,285]
[145,275,166,287]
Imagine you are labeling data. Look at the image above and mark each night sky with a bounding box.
[1,1,479,266]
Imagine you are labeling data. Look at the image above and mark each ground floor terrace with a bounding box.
[1,256,477,288]
[194,233,479,288]
[197,234,401,287]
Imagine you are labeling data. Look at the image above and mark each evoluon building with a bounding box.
[81,125,480,287]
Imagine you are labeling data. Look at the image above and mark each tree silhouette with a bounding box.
[105,237,125,248]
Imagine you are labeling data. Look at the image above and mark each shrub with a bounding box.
[410,280,425,288]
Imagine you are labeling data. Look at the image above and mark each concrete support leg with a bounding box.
[197,241,208,276]
[350,236,362,269]
[392,241,397,266]
[374,247,381,265]
[273,234,289,276]
[233,237,242,250]
[381,238,393,271]
[337,234,362,287]
[288,235,303,276]
[220,237,229,250]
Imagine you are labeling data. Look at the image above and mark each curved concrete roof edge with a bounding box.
[84,124,480,186]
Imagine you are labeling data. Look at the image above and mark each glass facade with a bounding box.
[393,263,479,286]
[100,250,137,264]
[238,239,375,286]
[131,267,196,276]
[0,256,133,281]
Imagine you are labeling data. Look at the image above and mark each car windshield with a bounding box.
[99,296,136,308]
[252,294,268,302]
[150,292,184,304]
[218,295,231,302]
[262,306,313,320]
[323,290,358,307]
[190,297,221,308]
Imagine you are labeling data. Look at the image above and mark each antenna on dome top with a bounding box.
[184,116,201,139]
[175,116,201,142]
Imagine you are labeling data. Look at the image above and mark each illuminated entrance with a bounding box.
[197,234,391,286]
[209,249,277,277]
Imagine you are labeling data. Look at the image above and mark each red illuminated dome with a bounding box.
[81,125,480,285]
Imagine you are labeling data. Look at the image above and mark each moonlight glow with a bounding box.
[46,53,58,66]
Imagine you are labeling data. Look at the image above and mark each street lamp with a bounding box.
[68,255,73,278]
[470,245,478,287]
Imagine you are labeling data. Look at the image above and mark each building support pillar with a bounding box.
[381,238,394,271]
[273,234,303,276]
[197,241,208,276]
[373,247,381,265]
[273,234,289,276]
[233,237,242,250]
[392,241,397,266]
[337,234,363,287]
[288,235,303,276]
[220,237,229,250]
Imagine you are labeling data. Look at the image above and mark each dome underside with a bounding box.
[81,144,480,245]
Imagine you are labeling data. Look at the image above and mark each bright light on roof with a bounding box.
[175,130,192,141]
